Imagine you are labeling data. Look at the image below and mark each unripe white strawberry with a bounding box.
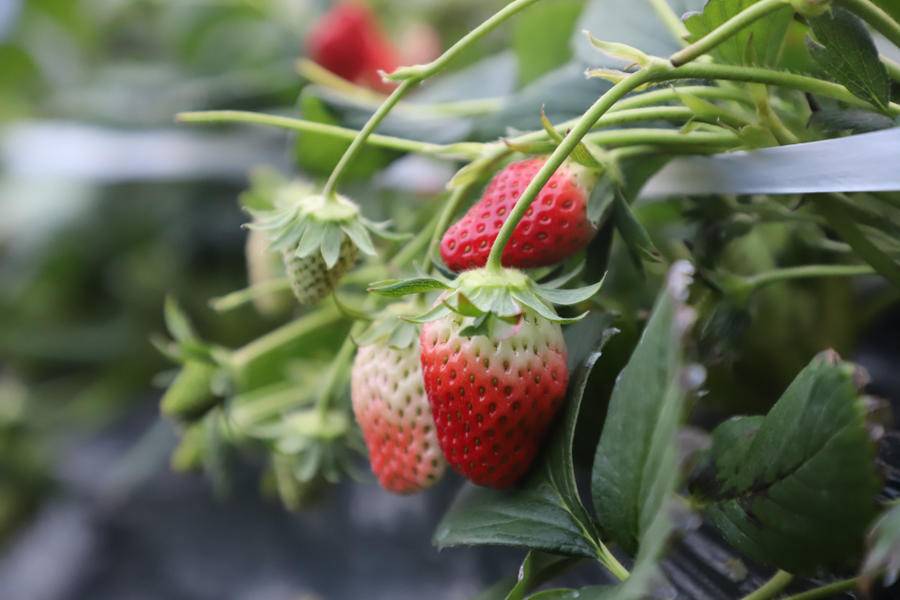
[351,318,446,494]
[283,236,358,305]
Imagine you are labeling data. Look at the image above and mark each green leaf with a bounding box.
[527,586,615,600]
[683,0,794,67]
[160,361,218,421]
[592,261,697,554]
[434,321,618,558]
[367,277,450,297]
[612,190,663,271]
[513,0,584,86]
[164,295,196,344]
[588,156,668,228]
[691,350,880,572]
[862,501,900,588]
[505,552,580,600]
[807,7,891,113]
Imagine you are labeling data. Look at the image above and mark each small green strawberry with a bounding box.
[249,183,401,306]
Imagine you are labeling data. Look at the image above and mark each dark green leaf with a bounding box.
[434,320,618,558]
[807,7,891,113]
[612,190,663,271]
[588,156,669,227]
[691,351,880,572]
[367,277,450,297]
[683,0,794,67]
[592,262,697,554]
[527,586,616,600]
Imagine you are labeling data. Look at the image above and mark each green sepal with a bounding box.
[535,275,604,306]
[405,303,453,324]
[354,304,421,350]
[341,219,376,256]
[361,217,412,242]
[164,295,197,344]
[160,361,219,421]
[368,277,451,297]
[320,224,344,268]
[295,222,327,258]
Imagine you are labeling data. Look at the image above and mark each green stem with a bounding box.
[483,67,661,271]
[425,183,475,271]
[882,54,900,83]
[816,194,900,288]
[612,85,753,109]
[836,0,900,49]
[209,278,291,313]
[229,304,342,372]
[388,0,543,81]
[322,78,417,199]
[740,570,794,600]
[648,0,691,43]
[315,325,361,416]
[176,109,464,157]
[596,544,630,582]
[654,63,900,115]
[742,264,875,292]
[584,128,740,148]
[670,0,790,66]
[320,0,543,199]
[781,577,859,600]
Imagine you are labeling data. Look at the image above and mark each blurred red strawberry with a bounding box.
[307,2,400,91]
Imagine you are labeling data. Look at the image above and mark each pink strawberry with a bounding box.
[419,310,569,488]
[441,157,597,272]
[352,338,446,494]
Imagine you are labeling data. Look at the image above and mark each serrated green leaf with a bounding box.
[691,351,880,572]
[592,261,697,554]
[367,277,450,297]
[683,0,794,67]
[807,7,891,113]
[434,322,617,558]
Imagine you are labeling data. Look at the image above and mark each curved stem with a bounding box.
[584,128,740,148]
[740,570,794,600]
[321,0,544,199]
[648,0,691,43]
[484,68,657,271]
[176,109,459,156]
[781,577,859,600]
[743,264,876,291]
[654,63,900,115]
[670,0,790,66]
[315,326,361,416]
[596,543,630,582]
[837,0,900,49]
[230,304,342,373]
[425,183,475,271]
[388,0,543,81]
[322,78,417,199]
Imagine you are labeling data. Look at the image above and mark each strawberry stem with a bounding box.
[484,67,659,272]
[669,0,790,66]
[321,0,545,201]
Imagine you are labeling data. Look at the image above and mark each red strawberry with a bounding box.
[441,157,598,271]
[307,2,399,92]
[419,310,569,488]
[352,338,446,493]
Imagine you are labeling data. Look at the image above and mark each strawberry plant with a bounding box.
[166,0,900,597]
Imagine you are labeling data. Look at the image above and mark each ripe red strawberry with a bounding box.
[419,310,569,488]
[307,2,399,92]
[352,338,446,494]
[441,157,597,271]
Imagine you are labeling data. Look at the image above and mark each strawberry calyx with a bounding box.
[247,185,404,269]
[353,303,421,350]
[368,265,604,330]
